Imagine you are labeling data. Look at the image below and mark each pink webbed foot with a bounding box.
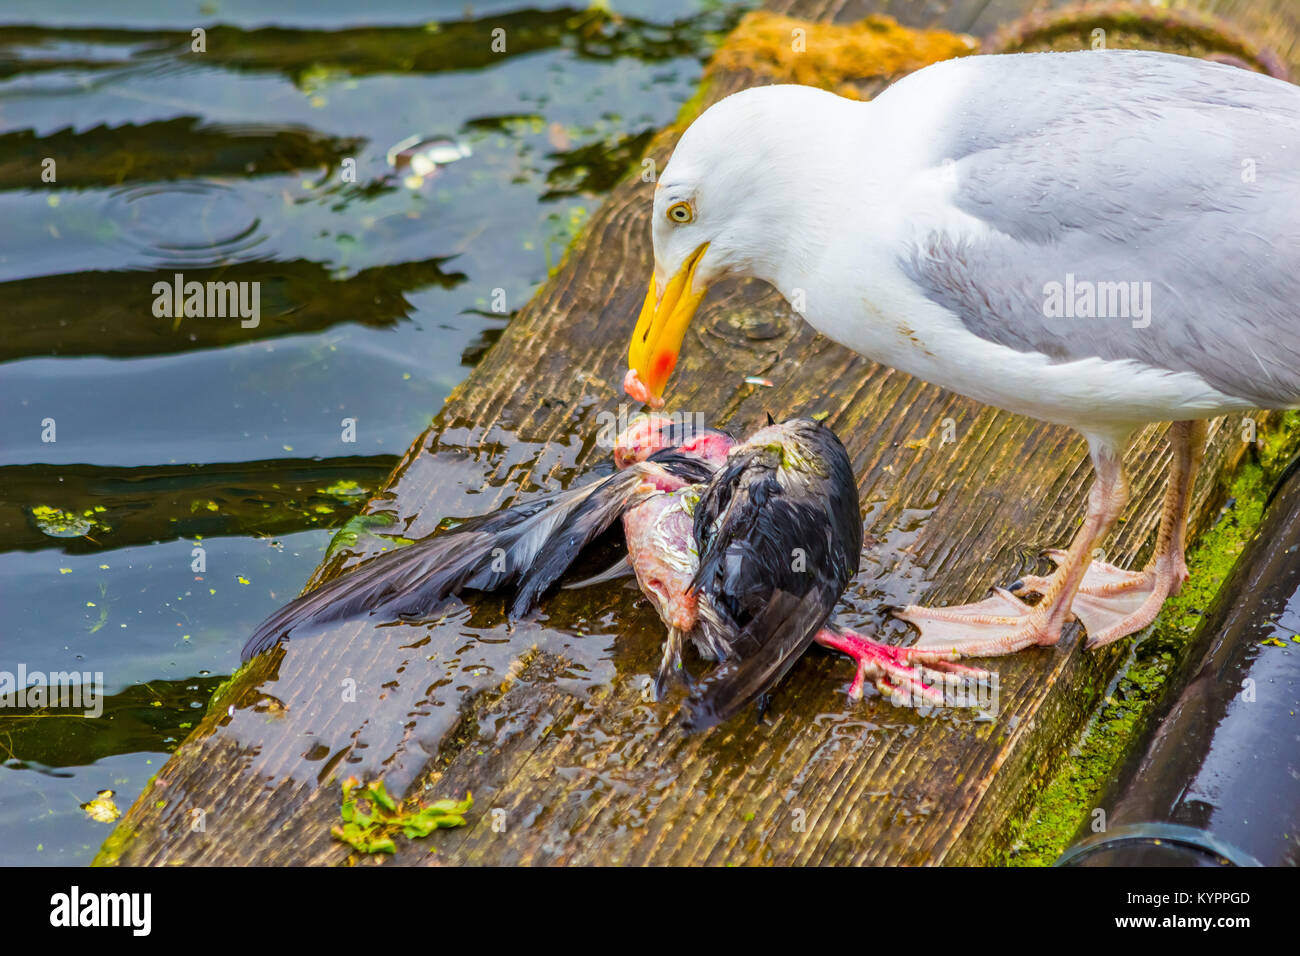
[1011,549,1186,649]
[816,627,991,707]
[889,586,1061,659]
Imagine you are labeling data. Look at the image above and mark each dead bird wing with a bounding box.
[242,468,651,661]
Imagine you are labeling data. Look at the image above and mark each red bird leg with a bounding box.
[815,628,991,706]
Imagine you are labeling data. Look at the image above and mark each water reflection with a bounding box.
[0,0,747,864]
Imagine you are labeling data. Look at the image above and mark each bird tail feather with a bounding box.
[240,468,652,661]
[683,587,831,732]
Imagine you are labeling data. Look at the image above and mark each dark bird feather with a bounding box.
[682,419,862,730]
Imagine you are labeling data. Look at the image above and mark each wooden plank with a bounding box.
[97,0,1300,866]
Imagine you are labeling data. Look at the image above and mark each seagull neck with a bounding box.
[747,96,875,298]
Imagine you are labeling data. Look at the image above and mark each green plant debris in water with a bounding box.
[321,480,369,500]
[997,413,1300,866]
[325,512,413,560]
[81,790,121,824]
[31,505,110,538]
[332,777,471,855]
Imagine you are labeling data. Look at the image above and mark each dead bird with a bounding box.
[616,416,982,730]
[622,417,862,729]
[241,414,979,728]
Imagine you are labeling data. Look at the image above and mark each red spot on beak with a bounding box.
[652,351,676,381]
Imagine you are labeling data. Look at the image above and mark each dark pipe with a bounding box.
[1059,456,1300,867]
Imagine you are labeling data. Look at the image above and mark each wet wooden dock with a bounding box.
[99,0,1300,866]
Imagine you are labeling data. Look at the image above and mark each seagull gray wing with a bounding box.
[895,50,1300,408]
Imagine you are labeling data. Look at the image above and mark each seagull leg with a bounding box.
[891,436,1131,657]
[815,627,991,706]
[1012,421,1206,649]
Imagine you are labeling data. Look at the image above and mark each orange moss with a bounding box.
[705,12,978,99]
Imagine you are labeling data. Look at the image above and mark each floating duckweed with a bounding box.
[321,480,369,500]
[31,505,110,538]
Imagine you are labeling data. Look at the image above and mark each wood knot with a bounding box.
[686,282,799,384]
[723,305,787,342]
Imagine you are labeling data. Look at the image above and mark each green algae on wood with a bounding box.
[992,412,1300,866]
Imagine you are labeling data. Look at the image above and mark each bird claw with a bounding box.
[816,627,991,708]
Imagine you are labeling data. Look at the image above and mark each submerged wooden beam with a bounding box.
[98,0,1300,866]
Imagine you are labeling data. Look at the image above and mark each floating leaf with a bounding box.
[321,480,369,500]
[81,790,120,823]
[31,505,107,538]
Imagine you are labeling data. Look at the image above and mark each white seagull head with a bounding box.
[626,84,854,407]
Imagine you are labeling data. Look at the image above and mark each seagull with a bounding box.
[624,49,1300,657]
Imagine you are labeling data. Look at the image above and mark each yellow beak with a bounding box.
[625,243,709,408]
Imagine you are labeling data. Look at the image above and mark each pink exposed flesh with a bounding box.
[622,491,698,631]
[612,416,734,470]
[623,368,664,409]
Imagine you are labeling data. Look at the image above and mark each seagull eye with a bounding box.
[666,201,694,224]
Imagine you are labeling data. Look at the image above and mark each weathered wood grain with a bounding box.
[97,0,1300,866]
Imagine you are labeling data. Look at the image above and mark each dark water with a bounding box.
[0,0,746,866]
